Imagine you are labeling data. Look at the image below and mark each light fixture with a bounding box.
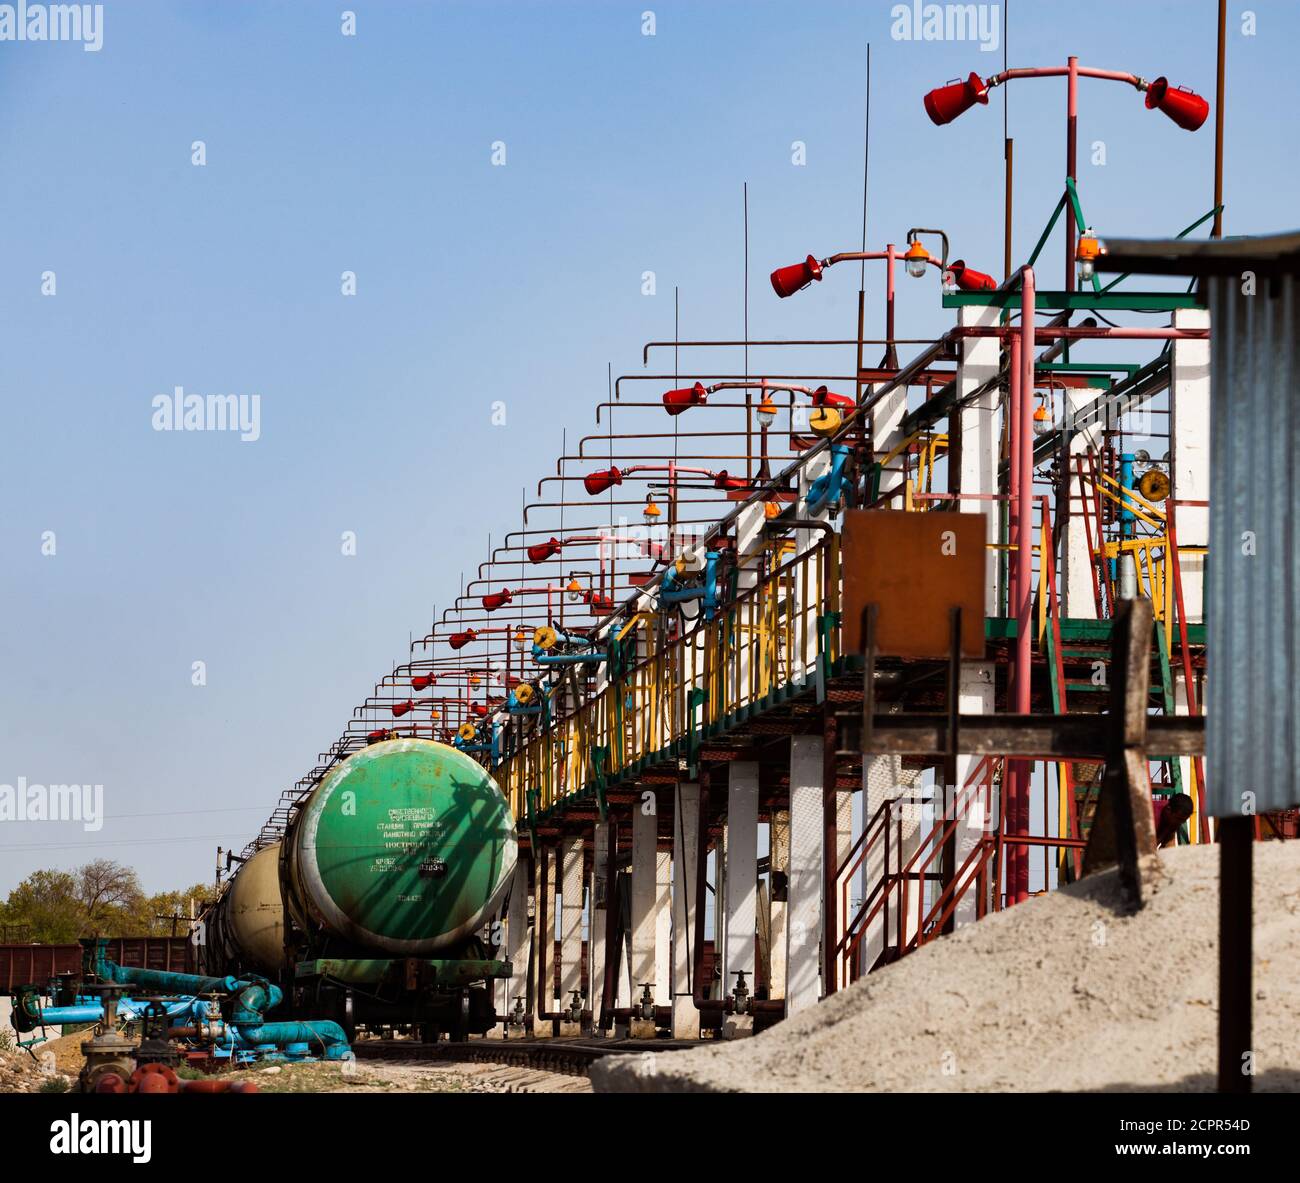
[566,573,584,602]
[643,494,661,523]
[756,394,777,428]
[1076,229,1102,282]
[482,589,513,611]
[947,260,998,292]
[469,673,482,686]
[769,254,823,298]
[1032,397,1052,437]
[429,707,441,721]
[764,500,781,520]
[584,467,623,495]
[663,382,708,415]
[810,386,855,413]
[904,240,931,279]
[1144,77,1209,131]
[528,537,561,564]
[512,628,528,652]
[923,72,990,125]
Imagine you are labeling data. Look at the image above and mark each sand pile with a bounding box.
[593,842,1300,1092]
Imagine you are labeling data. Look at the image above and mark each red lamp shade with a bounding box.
[528,537,562,563]
[770,255,823,298]
[663,382,708,416]
[923,72,989,125]
[482,589,513,611]
[812,385,855,412]
[948,260,998,292]
[584,466,623,495]
[1144,77,1209,131]
[391,700,415,717]
[411,674,435,691]
[448,630,476,650]
[471,703,489,718]
[712,471,748,491]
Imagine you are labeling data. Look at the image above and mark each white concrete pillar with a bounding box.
[1063,412,1103,619]
[532,846,556,1038]
[1171,306,1210,622]
[653,849,672,1007]
[949,663,995,926]
[590,823,611,1024]
[859,738,921,976]
[504,856,530,1024]
[558,837,584,1026]
[870,379,909,504]
[956,303,1003,615]
[671,782,702,1038]
[768,810,789,1000]
[787,737,823,1015]
[723,762,759,993]
[630,795,657,1002]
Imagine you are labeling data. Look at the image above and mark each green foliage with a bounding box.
[0,860,215,942]
[40,1076,71,1093]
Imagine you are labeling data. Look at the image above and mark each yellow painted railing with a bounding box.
[496,536,839,820]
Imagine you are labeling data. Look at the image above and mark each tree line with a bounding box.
[0,860,211,944]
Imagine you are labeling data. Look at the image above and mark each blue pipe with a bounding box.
[660,552,720,621]
[805,444,850,516]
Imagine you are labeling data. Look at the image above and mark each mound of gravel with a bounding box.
[592,842,1300,1093]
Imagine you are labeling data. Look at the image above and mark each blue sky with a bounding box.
[1,0,1295,894]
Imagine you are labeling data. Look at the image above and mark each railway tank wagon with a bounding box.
[206,738,517,1041]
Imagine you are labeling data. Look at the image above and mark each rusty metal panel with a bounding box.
[1205,270,1300,816]
[840,510,987,659]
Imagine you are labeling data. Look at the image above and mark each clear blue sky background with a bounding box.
[2,0,1295,894]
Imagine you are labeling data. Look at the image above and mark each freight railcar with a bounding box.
[202,738,517,1041]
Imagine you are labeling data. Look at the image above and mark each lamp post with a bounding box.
[770,236,994,366]
[923,59,1208,288]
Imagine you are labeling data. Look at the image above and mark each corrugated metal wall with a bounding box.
[1205,272,1300,815]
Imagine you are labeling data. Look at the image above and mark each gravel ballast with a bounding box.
[592,843,1300,1093]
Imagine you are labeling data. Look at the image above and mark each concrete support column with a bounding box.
[630,796,658,1031]
[653,850,672,1007]
[949,663,996,926]
[532,846,555,1039]
[590,823,611,1030]
[870,380,909,504]
[671,782,702,1038]
[502,855,530,1035]
[768,810,789,1000]
[1063,409,1103,619]
[787,737,823,1015]
[956,303,1003,614]
[723,763,758,990]
[558,836,584,1033]
[859,741,921,976]
[1171,306,1211,622]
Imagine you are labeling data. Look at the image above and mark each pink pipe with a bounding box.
[992,66,1143,88]
[1066,56,1079,291]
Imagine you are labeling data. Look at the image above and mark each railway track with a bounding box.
[354,1036,700,1078]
